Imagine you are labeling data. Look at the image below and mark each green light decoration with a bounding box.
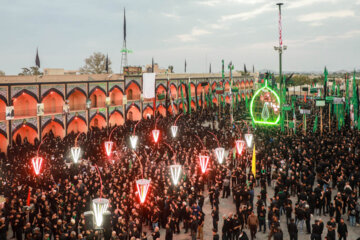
[250,80,281,125]
[121,48,133,53]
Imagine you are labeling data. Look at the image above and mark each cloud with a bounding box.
[176,27,211,42]
[298,10,355,22]
[288,0,340,9]
[220,3,272,21]
[162,12,180,20]
[196,0,266,7]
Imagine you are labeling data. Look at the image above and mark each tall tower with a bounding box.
[120,8,132,73]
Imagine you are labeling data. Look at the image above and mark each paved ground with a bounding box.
[157,181,360,240]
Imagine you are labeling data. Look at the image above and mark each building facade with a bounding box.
[0,72,254,153]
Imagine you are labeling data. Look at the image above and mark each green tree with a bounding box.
[168,65,174,73]
[79,52,112,74]
[18,66,42,76]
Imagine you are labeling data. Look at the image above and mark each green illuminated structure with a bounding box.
[250,80,281,125]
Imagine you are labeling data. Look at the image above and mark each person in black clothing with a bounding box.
[165,223,173,240]
[337,218,348,240]
[190,215,198,240]
[238,230,249,240]
[151,226,160,240]
[232,214,241,240]
[311,220,322,240]
[212,228,220,240]
[258,205,266,233]
[0,218,8,240]
[287,218,298,240]
[212,206,219,232]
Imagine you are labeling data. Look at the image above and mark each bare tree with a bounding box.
[18,67,42,76]
[79,52,112,74]
[0,70,5,76]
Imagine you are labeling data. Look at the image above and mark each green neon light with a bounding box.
[250,80,281,125]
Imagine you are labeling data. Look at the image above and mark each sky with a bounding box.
[0,0,359,75]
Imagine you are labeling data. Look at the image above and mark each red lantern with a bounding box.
[32,156,43,175]
[235,140,245,155]
[199,155,210,173]
[104,141,114,157]
[136,179,151,203]
[152,129,160,143]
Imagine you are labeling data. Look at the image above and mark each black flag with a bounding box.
[105,54,109,73]
[185,59,187,73]
[123,8,126,41]
[152,57,154,73]
[244,64,247,74]
[209,63,211,73]
[35,48,40,68]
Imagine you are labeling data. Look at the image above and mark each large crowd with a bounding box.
[0,102,360,240]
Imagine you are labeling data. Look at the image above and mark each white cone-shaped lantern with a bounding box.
[244,133,253,148]
[71,147,81,164]
[136,179,151,203]
[130,135,138,149]
[214,147,225,164]
[235,140,245,155]
[32,156,43,175]
[199,155,210,173]
[152,130,160,143]
[92,198,109,227]
[170,165,182,185]
[171,125,178,138]
[104,141,114,157]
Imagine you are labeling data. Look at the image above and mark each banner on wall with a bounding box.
[37,103,44,116]
[106,97,111,106]
[6,106,14,120]
[143,73,156,99]
[63,104,70,114]
[123,95,127,105]
[86,99,92,109]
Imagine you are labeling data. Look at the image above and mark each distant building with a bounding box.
[43,68,78,76]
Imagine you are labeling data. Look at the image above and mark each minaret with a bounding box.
[120,8,132,73]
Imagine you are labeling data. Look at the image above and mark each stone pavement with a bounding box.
[158,181,360,240]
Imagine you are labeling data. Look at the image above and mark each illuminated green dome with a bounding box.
[250,80,281,125]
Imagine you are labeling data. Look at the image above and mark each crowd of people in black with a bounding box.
[0,102,360,240]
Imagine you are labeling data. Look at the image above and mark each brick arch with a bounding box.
[245,80,250,88]
[157,104,166,117]
[178,83,186,98]
[90,113,106,129]
[89,87,106,108]
[196,84,203,96]
[126,104,141,121]
[109,86,124,106]
[13,91,38,117]
[67,116,87,134]
[12,123,38,144]
[67,88,86,111]
[109,110,124,126]
[190,83,196,97]
[42,119,64,138]
[42,88,64,101]
[212,97,218,106]
[156,84,167,100]
[168,104,177,115]
[126,81,141,101]
[0,133,6,154]
[190,100,196,110]
[143,105,154,119]
[0,98,6,121]
[212,82,217,90]
[42,91,64,114]
[170,84,177,99]
[250,80,254,88]
[224,81,230,91]
[179,102,187,112]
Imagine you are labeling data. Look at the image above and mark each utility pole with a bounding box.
[228,61,234,124]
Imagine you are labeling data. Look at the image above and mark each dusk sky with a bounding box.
[0,0,359,75]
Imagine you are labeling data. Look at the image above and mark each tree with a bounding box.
[0,70,5,76]
[79,52,112,74]
[168,65,174,73]
[18,66,42,76]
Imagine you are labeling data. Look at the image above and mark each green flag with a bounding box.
[180,83,187,114]
[245,93,249,111]
[332,80,336,96]
[188,82,192,115]
[313,115,318,133]
[352,71,358,125]
[346,75,350,114]
[324,67,328,97]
